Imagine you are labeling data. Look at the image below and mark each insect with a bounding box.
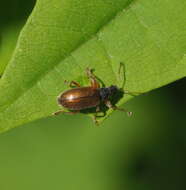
[53,63,132,124]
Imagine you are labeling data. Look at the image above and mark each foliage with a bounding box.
[0,0,185,132]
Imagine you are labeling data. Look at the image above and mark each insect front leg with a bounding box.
[105,100,132,116]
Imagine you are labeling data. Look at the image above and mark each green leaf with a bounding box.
[0,23,23,76]
[0,0,36,76]
[0,0,185,132]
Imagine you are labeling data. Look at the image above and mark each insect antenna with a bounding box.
[119,62,142,96]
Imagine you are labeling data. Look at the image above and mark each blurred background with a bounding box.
[0,1,186,190]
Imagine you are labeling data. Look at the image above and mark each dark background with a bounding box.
[0,1,186,189]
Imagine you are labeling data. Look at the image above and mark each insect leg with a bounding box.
[86,68,100,89]
[96,106,100,113]
[92,115,99,125]
[53,110,66,115]
[64,80,81,88]
[105,100,132,116]
[90,106,100,125]
[53,110,79,116]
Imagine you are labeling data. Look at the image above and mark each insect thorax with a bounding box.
[99,85,118,101]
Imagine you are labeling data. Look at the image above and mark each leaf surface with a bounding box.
[0,23,23,76]
[0,0,185,132]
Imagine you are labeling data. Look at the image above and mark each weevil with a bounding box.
[53,63,132,124]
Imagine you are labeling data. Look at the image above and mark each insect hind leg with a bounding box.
[53,110,79,116]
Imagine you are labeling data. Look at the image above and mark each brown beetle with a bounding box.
[53,64,132,124]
